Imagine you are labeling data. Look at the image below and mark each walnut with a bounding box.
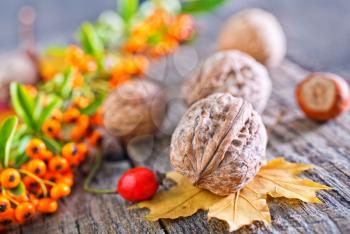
[170,93,267,195]
[103,79,166,143]
[182,50,271,113]
[217,8,286,67]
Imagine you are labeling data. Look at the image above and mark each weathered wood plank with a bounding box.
[128,60,350,234]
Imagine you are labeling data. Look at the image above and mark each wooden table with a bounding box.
[7,1,350,233]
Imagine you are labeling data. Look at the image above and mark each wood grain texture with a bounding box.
[129,60,350,234]
[2,1,350,233]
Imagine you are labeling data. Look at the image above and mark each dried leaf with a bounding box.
[208,185,271,231]
[137,158,330,231]
[138,171,221,221]
[251,158,331,203]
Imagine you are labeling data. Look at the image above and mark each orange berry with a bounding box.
[1,169,21,189]
[40,149,54,161]
[51,109,63,122]
[0,197,11,214]
[63,108,80,123]
[73,97,90,109]
[48,157,70,173]
[26,138,46,158]
[62,143,80,165]
[0,208,16,226]
[77,115,90,129]
[90,107,104,126]
[50,183,71,200]
[15,202,36,223]
[57,174,74,187]
[27,159,47,177]
[44,172,61,184]
[29,194,39,207]
[70,127,86,142]
[42,119,61,138]
[80,56,97,73]
[38,198,58,214]
[72,71,85,88]
[65,45,85,67]
[88,130,103,147]
[23,177,42,195]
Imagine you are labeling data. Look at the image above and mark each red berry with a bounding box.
[117,167,158,202]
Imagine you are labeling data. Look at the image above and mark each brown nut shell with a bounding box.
[296,72,350,121]
[182,50,271,113]
[217,8,286,67]
[103,79,166,143]
[170,93,267,195]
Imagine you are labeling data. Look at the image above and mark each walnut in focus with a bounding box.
[217,8,286,67]
[103,80,167,143]
[296,72,350,121]
[182,50,271,113]
[170,93,267,195]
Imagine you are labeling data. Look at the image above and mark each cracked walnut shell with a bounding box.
[103,79,166,143]
[170,93,267,195]
[182,50,271,113]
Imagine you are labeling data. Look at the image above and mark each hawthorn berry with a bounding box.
[26,139,46,158]
[38,198,58,214]
[117,167,158,202]
[0,197,11,213]
[15,202,36,223]
[50,183,71,200]
[26,159,47,177]
[1,169,21,189]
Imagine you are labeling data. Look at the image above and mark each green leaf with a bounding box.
[0,116,18,168]
[181,0,227,14]
[9,182,26,197]
[118,0,138,22]
[79,23,104,69]
[80,93,106,115]
[40,135,61,155]
[43,46,67,57]
[60,68,74,99]
[10,83,36,130]
[37,96,62,128]
[14,153,29,168]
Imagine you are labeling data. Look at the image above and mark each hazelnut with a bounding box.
[217,8,286,67]
[103,79,167,143]
[170,93,267,195]
[296,72,350,121]
[182,50,271,113]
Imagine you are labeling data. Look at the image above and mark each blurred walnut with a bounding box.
[217,8,286,67]
[182,50,271,113]
[0,52,38,103]
[103,79,166,143]
[170,93,267,195]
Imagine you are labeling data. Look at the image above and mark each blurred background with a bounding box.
[1,0,350,77]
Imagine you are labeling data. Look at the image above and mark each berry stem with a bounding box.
[19,169,48,197]
[83,151,116,194]
[3,192,19,206]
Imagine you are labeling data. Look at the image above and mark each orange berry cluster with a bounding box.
[65,45,97,74]
[40,45,97,81]
[110,55,149,88]
[41,102,103,146]
[123,8,195,58]
[0,138,89,229]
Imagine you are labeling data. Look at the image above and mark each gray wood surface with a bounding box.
[4,1,350,233]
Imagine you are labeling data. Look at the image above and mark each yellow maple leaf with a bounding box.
[251,158,331,203]
[208,185,271,232]
[138,171,221,221]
